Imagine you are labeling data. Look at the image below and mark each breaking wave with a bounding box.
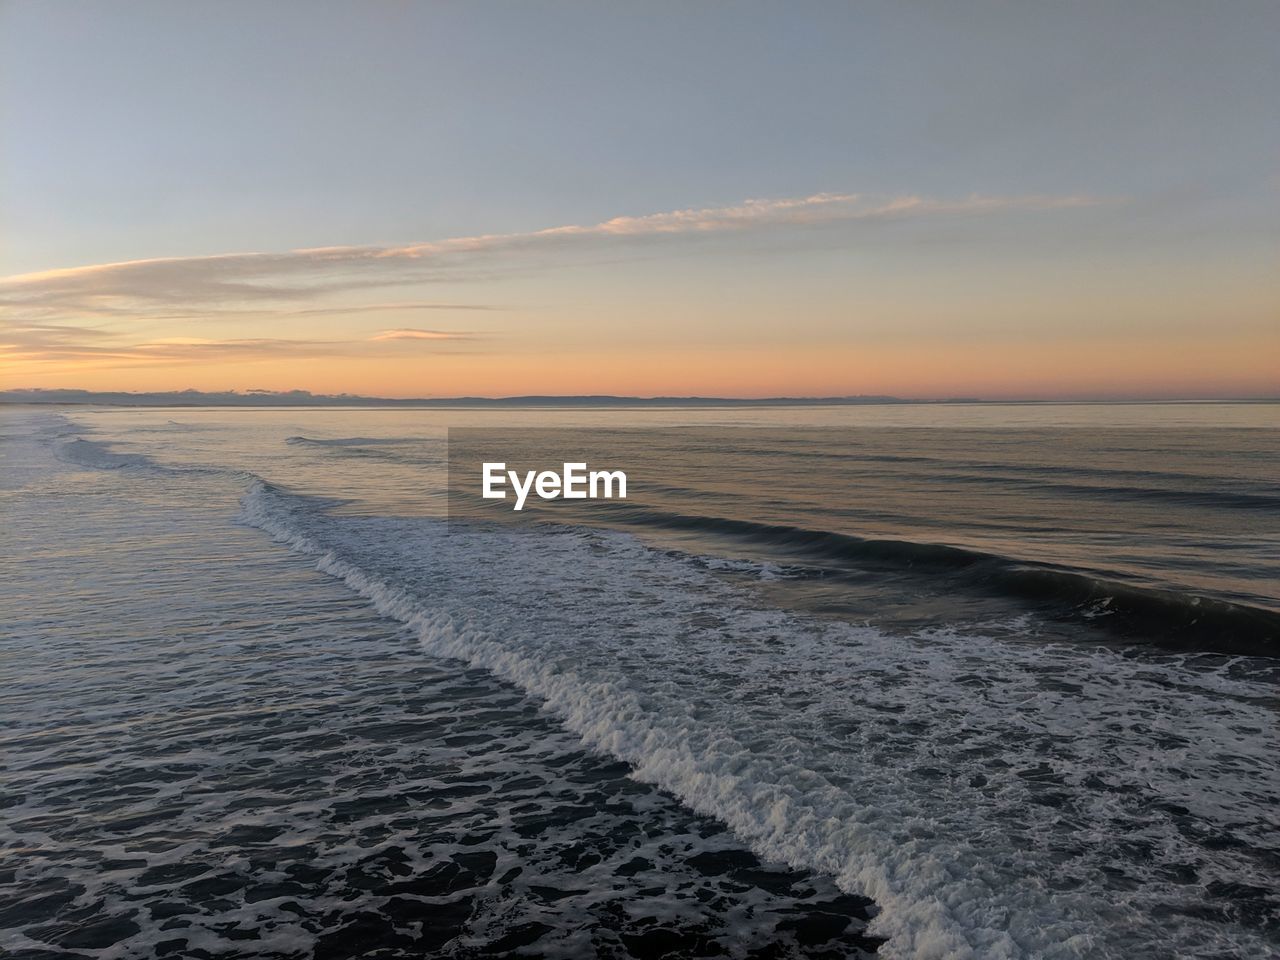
[51,436,153,470]
[238,479,1280,960]
[33,417,1280,959]
[594,506,1280,656]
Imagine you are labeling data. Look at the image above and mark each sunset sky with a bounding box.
[2,1,1277,399]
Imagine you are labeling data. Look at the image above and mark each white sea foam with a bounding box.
[19,413,1277,959]
[6,419,889,958]
[239,480,1280,960]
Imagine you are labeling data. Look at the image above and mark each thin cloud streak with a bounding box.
[370,328,475,341]
[292,301,501,315]
[1,323,477,368]
[0,191,1110,319]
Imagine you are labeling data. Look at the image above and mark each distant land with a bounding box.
[0,388,966,407]
[1,389,1274,407]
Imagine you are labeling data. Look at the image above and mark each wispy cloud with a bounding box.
[0,322,476,368]
[0,190,1111,370]
[292,301,500,315]
[0,191,1107,321]
[370,328,475,341]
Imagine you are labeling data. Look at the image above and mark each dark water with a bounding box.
[448,424,1280,657]
[2,404,1277,959]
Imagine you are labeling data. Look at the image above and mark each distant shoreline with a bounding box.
[2,390,1277,408]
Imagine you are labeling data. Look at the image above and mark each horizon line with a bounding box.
[3,388,1278,408]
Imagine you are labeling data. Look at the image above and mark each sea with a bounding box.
[1,402,1277,960]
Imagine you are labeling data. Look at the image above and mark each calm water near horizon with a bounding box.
[2,402,1277,959]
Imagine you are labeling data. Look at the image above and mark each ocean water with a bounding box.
[1,403,1277,960]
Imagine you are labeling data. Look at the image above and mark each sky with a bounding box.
[2,1,1278,399]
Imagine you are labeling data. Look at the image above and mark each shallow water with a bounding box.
[2,404,1277,959]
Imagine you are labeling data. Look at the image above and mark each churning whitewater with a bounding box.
[4,410,1278,960]
[237,480,1277,960]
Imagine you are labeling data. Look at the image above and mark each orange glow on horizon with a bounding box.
[6,332,1278,401]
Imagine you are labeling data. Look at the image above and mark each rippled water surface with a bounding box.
[2,403,1277,959]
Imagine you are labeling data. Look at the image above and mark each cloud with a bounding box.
[292,301,499,315]
[1,323,476,368]
[0,322,135,361]
[370,328,475,341]
[0,190,1111,371]
[0,191,1109,321]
